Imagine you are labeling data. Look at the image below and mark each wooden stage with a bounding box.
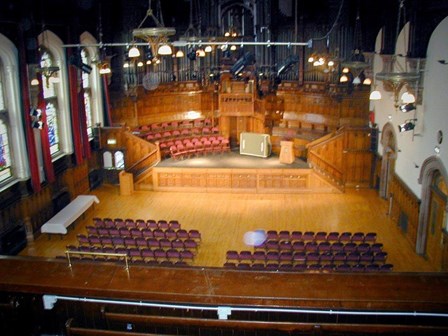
[153,151,341,193]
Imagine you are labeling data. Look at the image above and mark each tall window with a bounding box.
[81,48,93,139]
[0,61,12,183]
[40,48,60,156]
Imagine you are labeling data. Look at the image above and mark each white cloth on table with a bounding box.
[40,195,100,234]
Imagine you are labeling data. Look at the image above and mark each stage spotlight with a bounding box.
[187,48,196,61]
[399,103,416,113]
[277,55,299,76]
[398,120,416,133]
[231,52,255,76]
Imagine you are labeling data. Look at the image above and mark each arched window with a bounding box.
[81,48,93,139]
[80,31,104,130]
[0,34,29,190]
[39,47,61,155]
[38,30,73,160]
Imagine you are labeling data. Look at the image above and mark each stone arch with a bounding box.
[416,156,448,254]
[379,122,397,199]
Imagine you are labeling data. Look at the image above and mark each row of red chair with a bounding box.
[226,250,388,265]
[263,230,377,243]
[77,234,199,251]
[144,126,220,143]
[223,262,393,273]
[254,240,384,254]
[85,227,201,242]
[170,137,230,160]
[137,118,213,133]
[65,245,195,264]
[92,218,181,230]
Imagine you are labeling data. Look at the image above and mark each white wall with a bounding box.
[371,17,448,198]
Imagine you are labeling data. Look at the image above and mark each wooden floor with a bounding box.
[21,185,436,272]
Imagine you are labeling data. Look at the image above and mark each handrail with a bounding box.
[305,131,336,149]
[308,151,345,190]
[127,150,158,172]
[65,250,129,271]
[308,151,343,179]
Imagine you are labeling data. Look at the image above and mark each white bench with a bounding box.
[41,195,100,235]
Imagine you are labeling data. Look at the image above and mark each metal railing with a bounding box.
[65,250,129,271]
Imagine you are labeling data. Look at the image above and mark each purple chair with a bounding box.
[293,263,307,272]
[166,249,181,262]
[373,252,388,263]
[278,230,290,241]
[266,230,278,241]
[305,241,318,253]
[339,232,352,242]
[360,252,374,263]
[266,240,280,252]
[109,228,120,237]
[171,239,185,251]
[336,263,352,272]
[318,242,331,253]
[291,231,303,242]
[357,243,371,253]
[169,220,181,230]
[226,250,239,263]
[119,228,131,237]
[100,236,113,248]
[331,242,344,253]
[366,263,380,272]
[326,232,340,242]
[97,227,109,236]
[351,232,365,242]
[239,251,253,264]
[184,239,198,251]
[307,264,322,272]
[306,252,320,264]
[153,248,167,261]
[224,262,237,269]
[315,232,327,241]
[333,252,347,264]
[159,238,172,250]
[135,237,148,248]
[237,263,251,270]
[86,226,98,235]
[77,234,89,246]
[364,232,377,243]
[251,263,265,271]
[147,238,160,249]
[88,235,101,247]
[279,241,292,252]
[252,251,266,264]
[320,252,334,264]
[279,251,293,264]
[292,252,307,265]
[124,237,137,248]
[141,248,155,262]
[352,264,366,272]
[302,231,315,241]
[292,241,305,253]
[188,229,201,242]
[165,229,177,240]
[266,251,280,264]
[136,220,147,230]
[371,243,384,253]
[153,229,165,239]
[130,228,142,238]
[180,250,194,263]
[127,248,141,261]
[147,220,158,229]
[346,251,361,264]
[141,228,153,239]
[322,264,336,272]
[176,229,189,240]
[343,242,357,253]
[379,263,393,272]
[158,220,169,229]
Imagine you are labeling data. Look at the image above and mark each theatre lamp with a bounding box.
[399,103,416,113]
[398,120,416,133]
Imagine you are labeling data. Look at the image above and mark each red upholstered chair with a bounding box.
[153,228,165,239]
[302,231,315,241]
[86,226,98,235]
[130,228,142,238]
[169,220,181,229]
[166,249,181,262]
[188,229,201,242]
[158,220,169,229]
[147,219,158,229]
[180,250,194,263]
[140,248,155,262]
[364,232,377,243]
[291,231,303,242]
[339,232,352,242]
[141,228,153,239]
[124,237,137,248]
[239,251,253,264]
[171,239,185,251]
[135,237,148,248]
[165,228,177,240]
[159,238,172,250]
[326,232,340,242]
[292,252,307,265]
[279,230,290,242]
[351,232,365,242]
[176,229,189,240]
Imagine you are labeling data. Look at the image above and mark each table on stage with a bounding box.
[41,195,100,235]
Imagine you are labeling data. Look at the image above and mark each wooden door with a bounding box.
[426,189,446,270]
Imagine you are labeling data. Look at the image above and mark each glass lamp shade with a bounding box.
[175,50,184,57]
[128,46,140,58]
[401,91,416,104]
[158,44,172,55]
[363,78,372,85]
[204,45,212,53]
[369,90,382,100]
[339,74,349,83]
[352,76,361,85]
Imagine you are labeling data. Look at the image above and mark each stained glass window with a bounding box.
[40,49,60,156]
[0,120,11,183]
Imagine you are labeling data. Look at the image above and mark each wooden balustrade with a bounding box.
[308,151,345,190]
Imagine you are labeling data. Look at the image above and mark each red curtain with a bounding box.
[36,74,55,183]
[18,33,42,192]
[67,57,84,165]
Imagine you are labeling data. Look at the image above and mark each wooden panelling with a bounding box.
[389,173,420,248]
[307,128,373,188]
[153,167,339,193]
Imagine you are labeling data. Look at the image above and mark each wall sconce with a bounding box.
[398,119,417,133]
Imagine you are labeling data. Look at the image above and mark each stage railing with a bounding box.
[64,250,129,271]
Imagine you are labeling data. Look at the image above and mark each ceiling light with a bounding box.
[128,46,140,58]
[196,48,206,57]
[352,76,361,85]
[327,60,334,67]
[401,91,416,104]
[369,90,382,100]
[230,45,237,51]
[158,44,172,55]
[123,62,130,68]
[308,56,314,63]
[342,67,350,73]
[175,50,184,57]
[137,61,144,67]
[31,78,40,86]
[363,78,372,85]
[204,45,212,53]
[146,60,152,65]
[339,74,349,83]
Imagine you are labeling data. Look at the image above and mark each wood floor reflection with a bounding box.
[21,185,435,272]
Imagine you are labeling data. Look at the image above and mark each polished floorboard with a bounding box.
[21,184,435,273]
